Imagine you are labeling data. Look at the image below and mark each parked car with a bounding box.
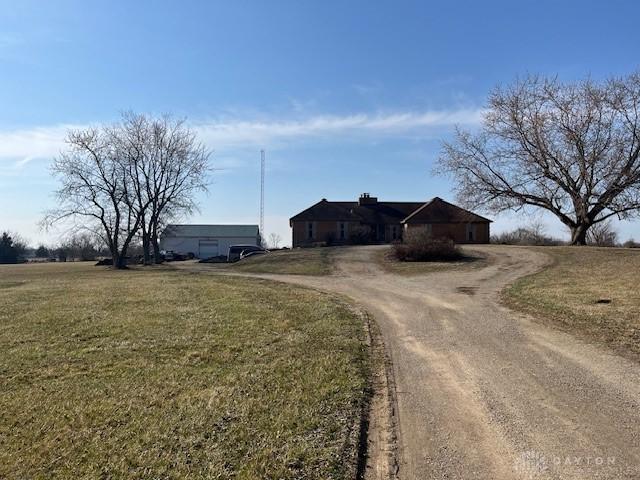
[227,244,266,262]
[161,250,189,262]
[240,249,268,260]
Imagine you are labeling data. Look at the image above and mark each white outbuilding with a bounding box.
[159,224,260,259]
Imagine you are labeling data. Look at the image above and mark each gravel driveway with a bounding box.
[190,245,640,479]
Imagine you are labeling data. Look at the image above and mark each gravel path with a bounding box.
[185,245,640,479]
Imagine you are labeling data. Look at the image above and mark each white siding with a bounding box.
[160,236,258,258]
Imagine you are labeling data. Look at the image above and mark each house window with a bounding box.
[391,225,398,240]
[338,222,346,240]
[307,222,314,240]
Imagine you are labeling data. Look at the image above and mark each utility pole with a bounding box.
[260,149,265,240]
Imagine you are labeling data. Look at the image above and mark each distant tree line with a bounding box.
[490,220,640,247]
[43,113,210,269]
[45,233,109,262]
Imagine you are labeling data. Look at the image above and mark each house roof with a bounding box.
[351,202,425,224]
[289,199,425,225]
[290,197,491,225]
[161,224,260,238]
[401,197,492,224]
[289,200,361,222]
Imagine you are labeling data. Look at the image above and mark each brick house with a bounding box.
[289,194,491,247]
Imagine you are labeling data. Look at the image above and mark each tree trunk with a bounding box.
[115,238,134,269]
[150,220,162,264]
[112,251,124,269]
[152,234,161,264]
[570,224,589,245]
[142,229,152,265]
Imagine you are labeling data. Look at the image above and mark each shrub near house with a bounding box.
[392,227,464,262]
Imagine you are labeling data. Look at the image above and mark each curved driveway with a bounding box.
[203,245,640,479]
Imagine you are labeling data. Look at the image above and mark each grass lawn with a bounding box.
[201,248,337,276]
[375,246,487,275]
[504,247,640,361]
[0,262,370,479]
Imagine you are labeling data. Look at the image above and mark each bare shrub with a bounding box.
[56,233,107,262]
[586,220,618,247]
[268,233,282,249]
[491,223,563,246]
[623,238,640,248]
[392,227,463,262]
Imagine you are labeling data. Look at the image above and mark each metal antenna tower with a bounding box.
[260,149,265,237]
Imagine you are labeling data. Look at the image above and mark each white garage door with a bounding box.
[198,240,219,258]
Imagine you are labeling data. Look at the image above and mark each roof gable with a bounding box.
[290,200,359,222]
[402,197,492,224]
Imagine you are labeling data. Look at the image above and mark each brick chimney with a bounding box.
[359,193,378,205]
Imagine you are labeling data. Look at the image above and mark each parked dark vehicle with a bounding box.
[161,250,190,262]
[240,250,268,260]
[227,245,266,262]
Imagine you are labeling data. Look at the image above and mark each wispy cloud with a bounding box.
[0,125,75,169]
[193,108,483,148]
[0,108,484,169]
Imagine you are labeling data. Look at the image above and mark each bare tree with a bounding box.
[34,245,50,258]
[113,113,155,264]
[45,128,141,268]
[586,220,618,247]
[268,233,282,249]
[134,114,210,263]
[439,73,640,245]
[45,113,210,268]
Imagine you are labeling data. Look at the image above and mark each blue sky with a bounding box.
[1,0,640,245]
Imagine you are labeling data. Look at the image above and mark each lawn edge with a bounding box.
[500,247,640,363]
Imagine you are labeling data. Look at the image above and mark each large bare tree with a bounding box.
[138,114,209,263]
[45,113,210,268]
[438,73,640,245]
[46,128,141,268]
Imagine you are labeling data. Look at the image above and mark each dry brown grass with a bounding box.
[231,248,336,275]
[504,247,640,361]
[0,261,369,479]
[191,248,337,276]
